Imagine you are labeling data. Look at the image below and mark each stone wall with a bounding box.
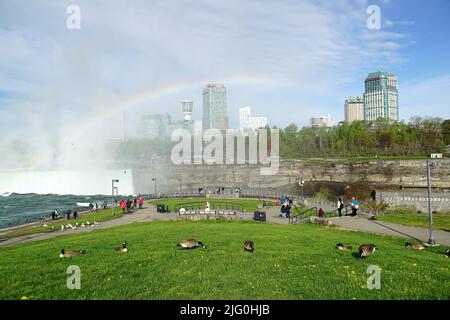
[131,159,450,196]
[378,190,450,213]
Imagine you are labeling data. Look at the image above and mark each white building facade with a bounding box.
[239,106,267,132]
[344,96,364,123]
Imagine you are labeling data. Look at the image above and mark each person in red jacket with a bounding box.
[318,208,325,220]
[120,199,126,214]
[138,196,143,209]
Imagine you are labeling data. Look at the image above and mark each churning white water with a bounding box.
[0,169,135,195]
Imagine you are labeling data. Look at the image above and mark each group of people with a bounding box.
[198,187,229,195]
[51,208,78,220]
[118,196,144,214]
[275,195,360,220]
[336,196,359,217]
[278,196,293,219]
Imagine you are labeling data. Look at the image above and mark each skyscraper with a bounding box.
[202,84,228,130]
[363,71,399,121]
[344,96,363,123]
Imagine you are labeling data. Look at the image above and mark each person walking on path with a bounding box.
[66,209,71,220]
[73,209,78,220]
[120,199,126,214]
[280,203,287,219]
[133,197,137,209]
[126,198,132,213]
[337,198,344,217]
[138,196,143,209]
[351,196,359,218]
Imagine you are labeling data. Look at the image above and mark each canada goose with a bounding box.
[59,249,86,258]
[81,223,86,228]
[177,239,206,249]
[61,225,65,231]
[244,240,254,253]
[358,244,377,259]
[86,221,91,225]
[115,241,128,253]
[446,249,449,258]
[405,242,425,250]
[335,243,353,250]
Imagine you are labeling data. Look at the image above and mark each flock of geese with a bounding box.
[336,242,450,259]
[59,239,254,258]
[43,221,100,232]
[59,238,449,258]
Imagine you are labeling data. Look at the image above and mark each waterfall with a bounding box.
[0,169,135,195]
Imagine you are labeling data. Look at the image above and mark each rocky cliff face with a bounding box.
[132,159,450,194]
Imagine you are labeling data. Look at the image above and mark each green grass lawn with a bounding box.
[376,213,450,231]
[153,198,274,212]
[0,208,123,240]
[0,220,448,300]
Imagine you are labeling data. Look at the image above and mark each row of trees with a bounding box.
[278,117,449,158]
[111,117,450,161]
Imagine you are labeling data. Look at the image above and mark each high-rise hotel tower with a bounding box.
[202,84,228,130]
[363,71,399,121]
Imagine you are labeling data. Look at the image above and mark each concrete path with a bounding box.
[0,205,162,248]
[331,216,450,245]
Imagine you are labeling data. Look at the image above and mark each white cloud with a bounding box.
[0,0,416,162]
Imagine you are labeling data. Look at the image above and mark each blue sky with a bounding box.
[0,0,449,145]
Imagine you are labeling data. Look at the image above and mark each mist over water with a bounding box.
[0,169,135,196]
[0,193,114,229]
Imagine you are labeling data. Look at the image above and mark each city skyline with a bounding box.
[1,0,449,145]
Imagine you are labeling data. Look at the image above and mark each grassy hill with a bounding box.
[0,220,449,300]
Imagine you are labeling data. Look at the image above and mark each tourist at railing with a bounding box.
[351,196,359,218]
[318,208,325,220]
[285,202,291,219]
[337,197,344,217]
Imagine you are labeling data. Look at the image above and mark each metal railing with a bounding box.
[289,207,318,225]
[170,201,244,213]
[325,204,353,218]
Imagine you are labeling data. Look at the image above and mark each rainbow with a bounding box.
[28,74,277,169]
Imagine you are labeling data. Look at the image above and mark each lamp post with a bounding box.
[152,178,157,196]
[426,160,436,245]
[258,181,261,200]
[178,178,182,194]
[298,178,305,207]
[111,179,119,216]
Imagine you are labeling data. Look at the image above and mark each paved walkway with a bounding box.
[2,203,448,248]
[331,216,450,245]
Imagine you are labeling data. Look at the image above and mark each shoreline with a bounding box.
[0,206,106,233]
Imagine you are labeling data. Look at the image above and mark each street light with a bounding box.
[426,160,439,245]
[111,179,119,216]
[298,178,305,207]
[258,181,262,200]
[152,178,157,195]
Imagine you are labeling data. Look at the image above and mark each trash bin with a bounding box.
[259,211,266,222]
[253,211,261,221]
